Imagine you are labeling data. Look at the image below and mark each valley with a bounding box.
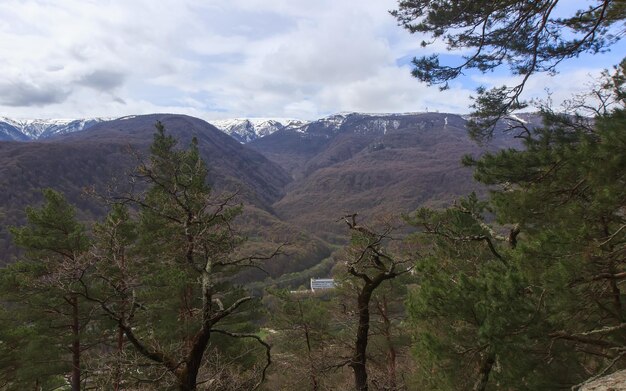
[0,111,526,272]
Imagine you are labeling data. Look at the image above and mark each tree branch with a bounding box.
[210,296,254,324]
[211,329,271,390]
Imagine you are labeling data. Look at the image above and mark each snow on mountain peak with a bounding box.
[0,117,108,141]
[210,118,307,143]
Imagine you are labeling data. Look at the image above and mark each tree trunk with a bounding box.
[114,326,124,391]
[472,350,495,391]
[298,300,319,391]
[177,367,195,391]
[378,296,397,390]
[609,261,623,321]
[177,333,209,391]
[70,294,81,391]
[351,286,374,391]
[115,249,128,390]
[175,271,213,391]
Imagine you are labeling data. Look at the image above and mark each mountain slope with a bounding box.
[60,114,293,207]
[0,121,29,141]
[249,112,526,241]
[0,111,536,276]
[0,114,302,263]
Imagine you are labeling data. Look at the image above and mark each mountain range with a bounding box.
[0,112,539,145]
[211,118,308,143]
[0,112,536,282]
[0,116,307,143]
[0,117,108,141]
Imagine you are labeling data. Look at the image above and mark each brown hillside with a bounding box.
[0,115,332,272]
[250,112,526,242]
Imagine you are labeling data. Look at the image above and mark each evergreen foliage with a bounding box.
[264,289,334,390]
[405,68,626,389]
[2,189,94,390]
[1,123,275,390]
[392,0,625,138]
[84,122,273,390]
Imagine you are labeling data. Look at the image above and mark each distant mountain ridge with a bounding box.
[0,114,318,267]
[0,117,108,141]
[0,112,541,143]
[0,116,308,143]
[210,118,308,143]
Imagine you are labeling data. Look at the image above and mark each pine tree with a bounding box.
[79,122,274,390]
[405,67,626,388]
[265,289,333,391]
[86,203,137,389]
[4,189,93,390]
[466,108,626,384]
[405,196,578,390]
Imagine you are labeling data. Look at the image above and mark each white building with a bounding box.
[310,278,335,292]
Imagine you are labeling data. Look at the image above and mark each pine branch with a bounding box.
[211,329,271,390]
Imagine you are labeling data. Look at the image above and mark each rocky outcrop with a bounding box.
[580,370,626,390]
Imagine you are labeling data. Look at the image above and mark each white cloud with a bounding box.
[0,0,622,120]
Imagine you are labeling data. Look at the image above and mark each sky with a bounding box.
[0,0,624,121]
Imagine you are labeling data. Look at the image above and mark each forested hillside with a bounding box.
[0,112,522,260]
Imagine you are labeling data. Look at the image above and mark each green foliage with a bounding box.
[393,0,622,85]
[0,124,274,390]
[10,188,88,257]
[138,122,243,269]
[267,289,333,352]
[406,198,566,390]
[1,189,96,389]
[407,85,626,387]
[392,0,624,139]
[0,276,70,390]
[473,106,626,337]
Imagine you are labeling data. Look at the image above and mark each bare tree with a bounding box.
[340,214,414,391]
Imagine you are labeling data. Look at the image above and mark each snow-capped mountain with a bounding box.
[281,112,428,138]
[2,112,536,144]
[0,117,107,141]
[0,116,310,143]
[210,118,307,143]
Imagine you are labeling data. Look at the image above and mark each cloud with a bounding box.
[0,0,622,119]
[77,70,126,91]
[0,80,70,107]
